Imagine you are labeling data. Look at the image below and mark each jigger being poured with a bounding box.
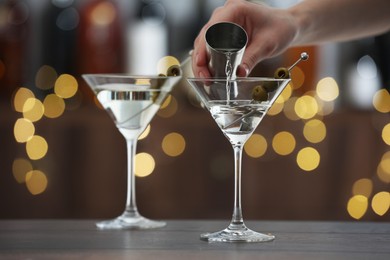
[205,22,248,79]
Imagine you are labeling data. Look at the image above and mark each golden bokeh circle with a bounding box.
[316,77,339,102]
[347,195,368,220]
[303,119,326,143]
[25,170,48,195]
[296,147,320,171]
[14,118,35,143]
[13,88,35,112]
[162,132,186,157]
[371,191,390,216]
[26,135,48,160]
[272,131,296,156]
[135,153,155,177]
[12,158,33,184]
[294,95,318,119]
[54,74,78,99]
[138,125,151,140]
[382,123,390,146]
[372,89,390,113]
[352,178,373,197]
[43,94,66,118]
[23,98,44,122]
[244,134,267,158]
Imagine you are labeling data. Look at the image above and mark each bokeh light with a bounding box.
[371,191,390,216]
[296,147,320,171]
[13,87,35,112]
[316,97,335,116]
[372,89,390,113]
[157,95,178,118]
[90,2,117,27]
[272,131,296,156]
[157,56,180,76]
[279,84,292,102]
[56,7,79,31]
[90,1,116,26]
[283,97,300,121]
[6,0,30,25]
[290,66,305,89]
[43,94,66,118]
[357,55,378,79]
[347,195,368,219]
[352,178,373,197]
[244,134,267,158]
[316,77,339,102]
[12,158,33,184]
[162,132,186,157]
[160,94,172,109]
[26,135,48,160]
[377,151,390,183]
[54,74,78,99]
[135,153,155,177]
[377,164,390,183]
[25,170,48,195]
[295,95,318,119]
[382,123,390,146]
[23,98,44,122]
[267,95,284,116]
[303,119,326,143]
[134,78,150,85]
[35,65,57,90]
[14,118,35,143]
[138,125,151,140]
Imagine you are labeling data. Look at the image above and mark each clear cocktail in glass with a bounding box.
[187,77,290,242]
[83,74,181,229]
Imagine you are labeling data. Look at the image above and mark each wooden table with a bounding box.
[0,220,389,259]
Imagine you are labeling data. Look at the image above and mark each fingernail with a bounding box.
[242,64,249,76]
[199,71,205,78]
[195,53,199,65]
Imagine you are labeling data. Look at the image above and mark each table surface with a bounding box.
[0,220,389,259]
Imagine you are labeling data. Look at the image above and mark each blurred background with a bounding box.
[0,0,389,221]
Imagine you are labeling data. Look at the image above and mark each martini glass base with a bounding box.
[96,212,166,230]
[200,225,275,243]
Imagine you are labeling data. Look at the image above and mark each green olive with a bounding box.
[252,85,268,102]
[274,67,290,79]
[166,65,181,76]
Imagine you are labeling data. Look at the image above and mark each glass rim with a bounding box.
[82,73,182,79]
[187,77,289,82]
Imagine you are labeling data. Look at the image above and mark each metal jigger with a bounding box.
[205,22,248,79]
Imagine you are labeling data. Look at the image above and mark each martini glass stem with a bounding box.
[124,138,139,217]
[230,144,245,228]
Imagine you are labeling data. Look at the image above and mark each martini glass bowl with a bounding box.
[83,74,181,229]
[187,77,290,242]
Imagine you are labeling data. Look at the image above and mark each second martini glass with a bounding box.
[187,77,290,242]
[83,74,181,229]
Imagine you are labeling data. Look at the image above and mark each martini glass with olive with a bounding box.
[187,53,308,242]
[82,57,181,230]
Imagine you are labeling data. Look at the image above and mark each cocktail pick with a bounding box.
[274,52,309,79]
[288,52,309,71]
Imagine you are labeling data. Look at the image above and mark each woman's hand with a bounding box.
[192,0,299,78]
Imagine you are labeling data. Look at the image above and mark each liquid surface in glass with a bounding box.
[96,83,165,139]
[209,100,270,146]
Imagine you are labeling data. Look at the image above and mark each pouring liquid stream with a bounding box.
[224,51,233,104]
